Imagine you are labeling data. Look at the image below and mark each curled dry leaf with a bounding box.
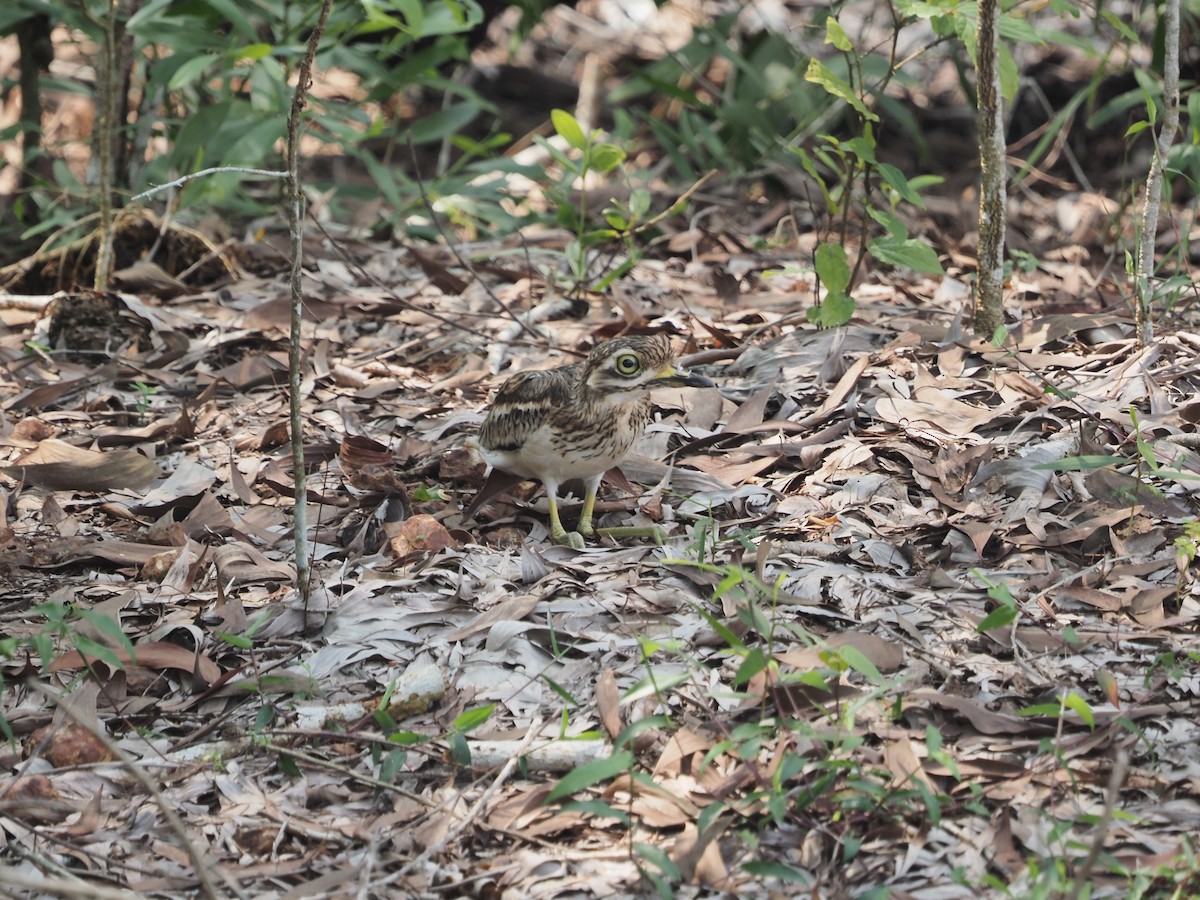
[390,513,456,557]
[28,722,113,768]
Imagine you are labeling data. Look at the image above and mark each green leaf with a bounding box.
[893,0,953,19]
[621,671,690,703]
[216,632,252,649]
[588,143,626,174]
[168,54,222,91]
[634,842,682,880]
[835,645,884,682]
[1125,120,1151,137]
[732,648,769,687]
[198,0,257,39]
[379,748,407,782]
[540,675,579,706]
[453,704,495,733]
[843,135,877,163]
[386,731,425,746]
[416,0,484,37]
[867,207,908,238]
[814,242,850,294]
[997,14,1042,44]
[448,733,471,767]
[72,636,125,671]
[998,43,1020,104]
[807,292,855,327]
[551,108,588,151]
[77,611,132,652]
[407,102,482,144]
[561,799,630,823]
[1099,10,1139,43]
[235,43,273,61]
[976,604,1018,633]
[869,236,944,274]
[824,18,853,52]
[877,163,925,208]
[411,484,448,502]
[1019,702,1065,717]
[614,715,672,750]
[630,188,652,219]
[803,59,878,122]
[1063,692,1095,728]
[545,750,635,802]
[1033,454,1125,472]
[743,860,811,882]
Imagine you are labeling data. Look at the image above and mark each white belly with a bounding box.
[478,424,624,487]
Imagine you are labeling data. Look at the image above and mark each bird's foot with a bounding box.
[596,525,667,546]
[551,527,587,550]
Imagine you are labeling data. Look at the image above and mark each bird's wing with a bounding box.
[477,368,573,452]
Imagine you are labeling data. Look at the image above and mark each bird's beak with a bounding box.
[652,364,714,388]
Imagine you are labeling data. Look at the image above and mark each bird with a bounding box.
[467,334,713,548]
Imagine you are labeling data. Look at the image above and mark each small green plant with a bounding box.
[971,569,1020,633]
[0,603,135,744]
[540,550,949,888]
[534,108,646,295]
[130,380,157,422]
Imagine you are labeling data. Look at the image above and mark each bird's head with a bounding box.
[582,334,714,393]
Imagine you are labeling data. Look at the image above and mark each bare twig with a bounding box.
[93,0,120,290]
[1068,749,1129,900]
[27,681,233,900]
[0,866,141,900]
[284,0,336,610]
[386,717,547,886]
[1134,0,1181,345]
[130,167,288,203]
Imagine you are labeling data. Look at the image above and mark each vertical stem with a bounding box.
[973,0,1006,337]
[94,0,120,290]
[286,0,334,611]
[1134,0,1181,346]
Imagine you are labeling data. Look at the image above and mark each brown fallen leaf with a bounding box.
[4,438,159,491]
[51,640,222,685]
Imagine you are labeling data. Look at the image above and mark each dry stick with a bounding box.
[129,167,289,203]
[93,0,119,291]
[27,681,233,900]
[0,867,141,900]
[384,716,547,888]
[1068,749,1129,900]
[260,740,432,805]
[284,0,336,612]
[1134,0,1181,346]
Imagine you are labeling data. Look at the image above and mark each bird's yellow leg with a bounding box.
[546,491,585,550]
[576,484,598,539]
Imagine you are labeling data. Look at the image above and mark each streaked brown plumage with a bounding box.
[469,334,712,547]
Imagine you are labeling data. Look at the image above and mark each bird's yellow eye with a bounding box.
[613,351,642,377]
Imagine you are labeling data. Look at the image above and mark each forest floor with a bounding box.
[3,3,1200,899]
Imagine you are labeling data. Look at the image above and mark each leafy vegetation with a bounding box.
[3,0,1200,896]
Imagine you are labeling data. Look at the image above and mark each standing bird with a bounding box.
[468,334,713,548]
